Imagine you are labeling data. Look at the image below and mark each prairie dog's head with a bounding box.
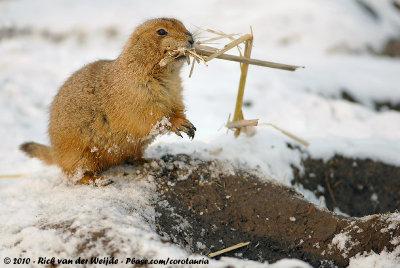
[125,18,194,70]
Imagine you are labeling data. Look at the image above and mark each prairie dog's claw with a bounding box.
[185,124,196,139]
[182,121,196,139]
[170,118,196,140]
[173,129,183,138]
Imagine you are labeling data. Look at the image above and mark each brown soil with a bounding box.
[292,155,400,217]
[381,38,400,58]
[35,153,399,267]
[394,0,400,13]
[153,154,400,268]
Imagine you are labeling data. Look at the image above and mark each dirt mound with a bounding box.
[292,155,400,217]
[153,154,400,267]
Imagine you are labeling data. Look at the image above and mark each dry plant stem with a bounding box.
[208,242,251,258]
[205,29,237,41]
[159,47,207,68]
[186,50,207,65]
[226,119,259,129]
[195,45,302,71]
[233,37,253,137]
[204,34,252,62]
[196,44,219,52]
[201,29,242,55]
[200,34,238,44]
[225,120,308,146]
[189,58,196,78]
[0,168,51,179]
[0,173,29,179]
[260,123,310,147]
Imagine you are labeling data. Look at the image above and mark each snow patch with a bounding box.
[331,232,351,252]
[348,246,400,268]
[143,116,171,141]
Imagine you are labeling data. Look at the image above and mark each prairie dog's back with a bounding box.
[50,60,112,143]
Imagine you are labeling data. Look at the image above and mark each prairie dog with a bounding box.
[20,18,196,184]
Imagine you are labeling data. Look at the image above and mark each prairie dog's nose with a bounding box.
[186,32,194,46]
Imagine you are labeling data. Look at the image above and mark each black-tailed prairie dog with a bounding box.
[20,18,196,184]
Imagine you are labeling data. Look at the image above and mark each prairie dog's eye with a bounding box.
[157,29,168,36]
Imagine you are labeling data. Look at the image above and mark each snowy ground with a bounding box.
[1,0,400,267]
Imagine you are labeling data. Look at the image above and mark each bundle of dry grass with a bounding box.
[159,47,207,67]
[159,47,207,78]
[159,27,307,145]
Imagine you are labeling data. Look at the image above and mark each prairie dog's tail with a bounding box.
[20,142,55,165]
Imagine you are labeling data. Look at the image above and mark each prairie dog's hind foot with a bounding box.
[78,172,113,186]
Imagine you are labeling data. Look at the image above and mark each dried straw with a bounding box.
[0,173,29,179]
[208,242,251,258]
[204,34,252,62]
[195,44,303,71]
[226,119,259,128]
[260,123,310,147]
[226,119,309,147]
[159,47,207,68]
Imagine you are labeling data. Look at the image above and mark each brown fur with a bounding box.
[20,18,196,182]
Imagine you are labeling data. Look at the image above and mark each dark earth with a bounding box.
[292,155,400,217]
[153,154,400,268]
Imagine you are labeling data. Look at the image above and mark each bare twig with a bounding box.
[0,169,51,179]
[229,33,254,137]
[226,119,259,129]
[233,37,253,123]
[208,242,251,258]
[260,123,309,147]
[0,173,29,179]
[200,29,243,55]
[189,56,196,78]
[195,44,303,71]
[225,120,309,147]
[204,34,252,62]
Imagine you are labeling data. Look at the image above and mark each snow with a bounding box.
[0,168,184,264]
[1,0,400,267]
[348,247,400,268]
[145,116,171,141]
[331,232,352,257]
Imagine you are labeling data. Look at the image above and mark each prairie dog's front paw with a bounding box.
[170,118,196,139]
